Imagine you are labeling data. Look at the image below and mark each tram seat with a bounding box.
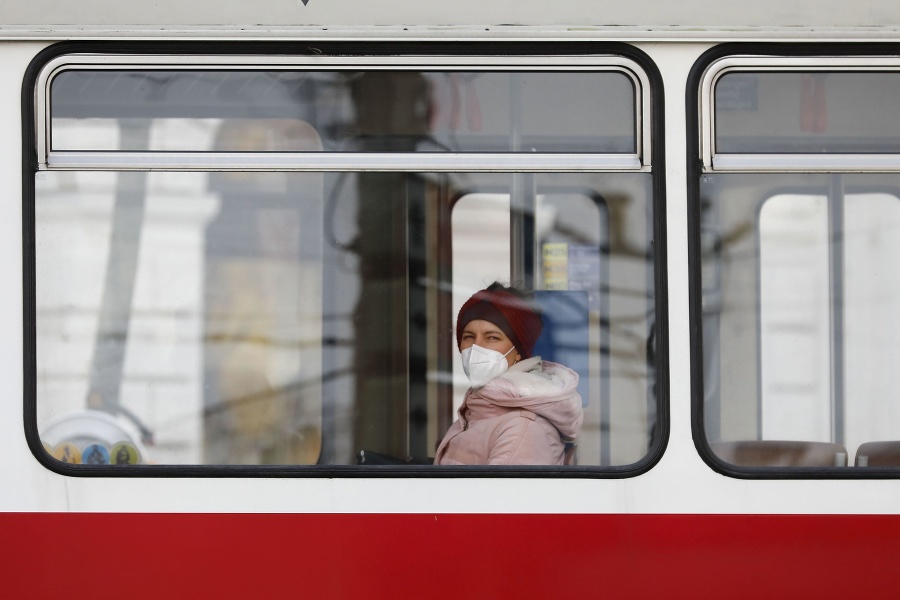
[854,441,900,467]
[710,440,849,467]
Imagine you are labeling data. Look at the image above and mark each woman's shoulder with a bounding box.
[501,358,578,392]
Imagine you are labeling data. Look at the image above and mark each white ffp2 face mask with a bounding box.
[460,344,515,388]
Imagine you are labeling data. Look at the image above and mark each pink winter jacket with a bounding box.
[435,357,583,465]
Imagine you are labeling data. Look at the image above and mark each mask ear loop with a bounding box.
[503,345,521,365]
[495,345,517,365]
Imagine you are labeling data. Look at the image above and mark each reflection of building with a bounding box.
[35,133,219,465]
[203,120,324,465]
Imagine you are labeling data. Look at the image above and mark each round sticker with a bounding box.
[52,442,82,464]
[82,443,110,465]
[110,442,140,465]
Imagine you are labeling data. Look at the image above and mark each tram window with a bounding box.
[31,54,661,472]
[696,56,900,472]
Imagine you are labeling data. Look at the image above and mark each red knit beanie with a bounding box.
[456,286,543,359]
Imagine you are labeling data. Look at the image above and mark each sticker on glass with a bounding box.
[110,442,140,465]
[82,443,111,465]
[52,442,82,464]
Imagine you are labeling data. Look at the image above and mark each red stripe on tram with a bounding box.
[2,512,899,599]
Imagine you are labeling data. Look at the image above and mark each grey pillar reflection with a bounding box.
[508,73,536,290]
[350,72,430,459]
[86,119,151,412]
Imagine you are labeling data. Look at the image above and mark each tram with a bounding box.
[3,2,900,598]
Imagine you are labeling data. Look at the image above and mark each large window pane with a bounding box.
[700,173,900,467]
[36,168,656,467]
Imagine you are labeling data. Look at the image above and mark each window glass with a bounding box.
[35,59,659,470]
[36,169,655,467]
[51,70,636,153]
[700,173,900,468]
[715,71,900,154]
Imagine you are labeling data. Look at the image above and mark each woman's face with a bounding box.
[460,319,521,367]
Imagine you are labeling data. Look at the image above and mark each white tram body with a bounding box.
[2,2,900,598]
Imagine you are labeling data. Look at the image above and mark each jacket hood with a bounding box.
[473,357,583,439]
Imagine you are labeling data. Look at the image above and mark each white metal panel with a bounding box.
[0,0,897,30]
[0,41,67,513]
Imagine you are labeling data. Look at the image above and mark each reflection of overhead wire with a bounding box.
[84,394,156,447]
[324,172,357,254]
[115,404,156,447]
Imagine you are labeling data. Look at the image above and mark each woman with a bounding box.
[435,282,583,465]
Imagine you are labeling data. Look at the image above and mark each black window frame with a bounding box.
[688,43,900,479]
[24,40,668,478]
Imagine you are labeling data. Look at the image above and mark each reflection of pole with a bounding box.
[828,174,845,446]
[87,120,151,412]
[350,72,430,459]
[508,73,536,289]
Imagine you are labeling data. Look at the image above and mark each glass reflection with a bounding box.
[51,70,635,154]
[36,166,656,467]
[701,173,900,467]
